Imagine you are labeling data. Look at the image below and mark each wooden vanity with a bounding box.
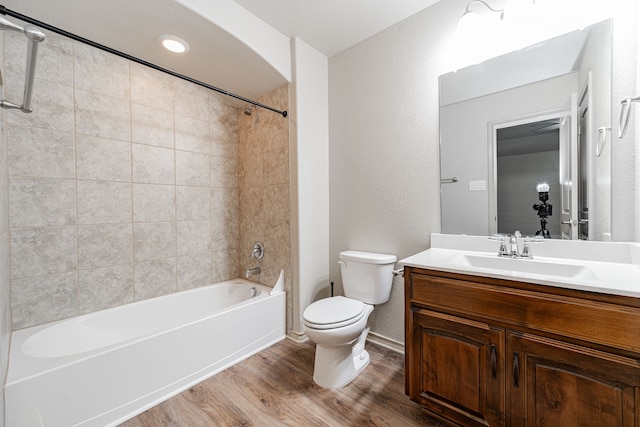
[404,265,640,426]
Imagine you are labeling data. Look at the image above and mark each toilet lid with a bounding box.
[303,296,365,329]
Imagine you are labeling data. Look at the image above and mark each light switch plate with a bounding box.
[469,180,486,191]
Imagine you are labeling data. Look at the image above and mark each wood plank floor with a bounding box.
[121,339,447,426]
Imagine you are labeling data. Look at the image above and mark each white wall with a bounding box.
[290,38,329,338]
[611,0,639,241]
[0,31,8,427]
[328,0,456,344]
[328,0,639,345]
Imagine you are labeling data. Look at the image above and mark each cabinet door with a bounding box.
[508,332,640,426]
[411,308,505,426]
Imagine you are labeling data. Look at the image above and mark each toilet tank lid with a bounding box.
[339,251,397,264]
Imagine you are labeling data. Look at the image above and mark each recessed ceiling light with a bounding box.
[159,35,190,53]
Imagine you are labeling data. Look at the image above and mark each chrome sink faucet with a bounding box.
[508,231,521,257]
[493,231,538,259]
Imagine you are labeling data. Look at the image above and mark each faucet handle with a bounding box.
[521,237,543,259]
[489,235,509,256]
[521,241,533,258]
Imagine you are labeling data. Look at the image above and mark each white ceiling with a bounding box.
[232,0,441,57]
[2,0,440,105]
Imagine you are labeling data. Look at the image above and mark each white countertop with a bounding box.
[400,234,640,298]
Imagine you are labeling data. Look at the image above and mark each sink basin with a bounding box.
[400,234,640,297]
[451,254,598,280]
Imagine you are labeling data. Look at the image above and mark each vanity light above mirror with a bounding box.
[452,0,611,71]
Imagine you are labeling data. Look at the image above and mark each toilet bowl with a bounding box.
[303,297,374,388]
[303,251,396,389]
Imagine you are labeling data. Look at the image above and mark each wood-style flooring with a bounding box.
[121,339,446,426]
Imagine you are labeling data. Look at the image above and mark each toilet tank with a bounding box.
[339,251,397,304]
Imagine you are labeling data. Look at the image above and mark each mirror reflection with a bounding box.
[439,19,611,240]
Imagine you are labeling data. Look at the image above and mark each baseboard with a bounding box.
[287,330,404,354]
[366,332,405,354]
[286,330,309,343]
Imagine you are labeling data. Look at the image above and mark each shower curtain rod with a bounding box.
[0,5,288,118]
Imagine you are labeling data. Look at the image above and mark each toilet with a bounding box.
[303,250,397,389]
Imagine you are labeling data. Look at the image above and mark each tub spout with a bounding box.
[245,267,261,278]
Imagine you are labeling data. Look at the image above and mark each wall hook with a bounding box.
[596,126,610,157]
[619,96,640,138]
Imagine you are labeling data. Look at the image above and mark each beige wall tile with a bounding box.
[263,147,289,185]
[2,34,292,331]
[7,79,74,132]
[176,150,209,186]
[9,177,76,226]
[78,223,132,269]
[4,32,73,87]
[211,187,239,219]
[262,184,290,220]
[133,221,177,261]
[10,226,77,278]
[76,135,131,182]
[8,126,75,179]
[178,254,212,290]
[73,41,130,100]
[75,89,131,140]
[12,272,77,329]
[132,143,175,185]
[210,155,238,188]
[239,186,263,219]
[79,264,133,314]
[134,259,177,300]
[177,220,211,256]
[131,103,174,148]
[174,79,209,118]
[175,115,209,153]
[77,180,132,224]
[176,186,210,221]
[211,216,238,251]
[211,249,239,283]
[130,63,175,112]
[132,183,175,222]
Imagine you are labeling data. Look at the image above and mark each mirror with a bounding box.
[439,19,612,240]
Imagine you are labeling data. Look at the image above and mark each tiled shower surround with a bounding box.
[4,28,290,330]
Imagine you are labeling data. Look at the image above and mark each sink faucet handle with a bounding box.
[521,240,533,258]
[521,238,543,259]
[489,235,509,256]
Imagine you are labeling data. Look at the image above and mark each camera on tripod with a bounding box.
[532,183,552,238]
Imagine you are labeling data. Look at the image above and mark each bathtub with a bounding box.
[4,275,286,427]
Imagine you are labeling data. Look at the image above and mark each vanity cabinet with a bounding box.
[405,266,640,426]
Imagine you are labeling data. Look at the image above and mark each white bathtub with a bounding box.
[4,276,286,427]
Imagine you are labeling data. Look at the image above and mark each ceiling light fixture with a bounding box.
[158,35,190,53]
[458,0,504,29]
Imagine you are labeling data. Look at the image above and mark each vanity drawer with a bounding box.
[408,271,640,354]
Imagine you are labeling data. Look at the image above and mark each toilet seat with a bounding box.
[303,296,365,330]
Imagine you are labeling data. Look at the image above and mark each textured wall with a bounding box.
[328,0,458,344]
[328,0,639,345]
[5,28,243,330]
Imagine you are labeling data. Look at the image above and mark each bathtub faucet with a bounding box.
[245,266,261,278]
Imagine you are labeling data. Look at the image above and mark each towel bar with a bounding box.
[0,15,45,113]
